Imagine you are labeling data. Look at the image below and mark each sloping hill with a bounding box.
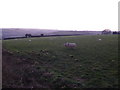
[2,28,58,39]
[1,28,102,39]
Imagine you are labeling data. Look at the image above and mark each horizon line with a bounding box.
[0,28,118,31]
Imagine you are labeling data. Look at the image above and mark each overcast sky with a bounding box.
[0,0,119,31]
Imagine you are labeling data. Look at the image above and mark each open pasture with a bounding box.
[3,35,118,88]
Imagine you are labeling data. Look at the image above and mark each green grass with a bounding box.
[3,35,118,88]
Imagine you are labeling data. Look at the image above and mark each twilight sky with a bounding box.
[0,0,119,31]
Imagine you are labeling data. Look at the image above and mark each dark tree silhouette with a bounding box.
[113,31,118,34]
[118,31,120,34]
[25,34,32,38]
[102,29,111,34]
[41,34,44,36]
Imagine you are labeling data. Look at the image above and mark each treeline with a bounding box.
[3,31,120,40]
[112,31,120,34]
[3,34,83,40]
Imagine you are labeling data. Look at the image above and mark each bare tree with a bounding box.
[102,29,111,34]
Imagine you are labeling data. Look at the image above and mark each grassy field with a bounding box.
[3,35,118,88]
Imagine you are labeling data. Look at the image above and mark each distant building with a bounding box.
[102,29,112,34]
